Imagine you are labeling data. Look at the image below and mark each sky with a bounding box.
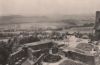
[0,0,100,16]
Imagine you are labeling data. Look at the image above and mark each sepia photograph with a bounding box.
[0,0,100,65]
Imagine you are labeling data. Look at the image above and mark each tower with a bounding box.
[95,11,100,40]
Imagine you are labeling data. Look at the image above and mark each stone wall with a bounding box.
[64,51,95,65]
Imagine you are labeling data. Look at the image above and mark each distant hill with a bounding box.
[0,15,95,28]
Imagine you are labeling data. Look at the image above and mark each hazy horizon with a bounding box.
[0,0,100,16]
